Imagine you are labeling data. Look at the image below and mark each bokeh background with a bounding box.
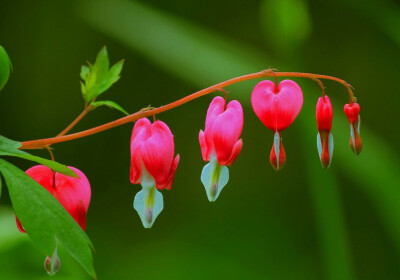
[1,0,400,279]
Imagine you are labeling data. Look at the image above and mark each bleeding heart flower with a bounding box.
[15,165,91,276]
[344,102,362,155]
[316,95,334,169]
[198,96,243,201]
[16,165,91,232]
[130,118,180,228]
[251,80,303,170]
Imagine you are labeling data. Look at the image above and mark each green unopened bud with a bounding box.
[44,247,60,276]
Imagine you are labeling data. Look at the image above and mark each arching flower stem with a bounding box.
[20,70,355,150]
[313,78,325,96]
[56,104,93,137]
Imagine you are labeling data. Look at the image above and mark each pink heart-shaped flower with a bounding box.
[251,80,303,132]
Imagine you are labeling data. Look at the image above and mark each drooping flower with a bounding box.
[344,102,362,155]
[16,165,91,232]
[316,95,334,169]
[16,165,91,275]
[198,96,243,201]
[130,118,180,228]
[251,80,303,170]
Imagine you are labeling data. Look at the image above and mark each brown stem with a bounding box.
[20,71,354,150]
[57,106,91,137]
[45,146,55,161]
[313,78,325,96]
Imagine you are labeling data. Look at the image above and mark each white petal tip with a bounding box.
[201,160,229,202]
[133,187,163,228]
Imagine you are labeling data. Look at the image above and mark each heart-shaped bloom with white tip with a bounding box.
[199,96,243,202]
[130,118,180,228]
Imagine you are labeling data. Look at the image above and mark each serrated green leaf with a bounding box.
[91,100,129,115]
[0,135,77,177]
[0,158,96,278]
[108,59,124,79]
[80,47,124,103]
[0,46,12,92]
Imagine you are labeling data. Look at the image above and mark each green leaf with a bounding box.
[90,100,129,115]
[0,45,12,92]
[92,46,109,80]
[108,59,124,78]
[80,46,124,103]
[0,158,96,278]
[0,174,2,199]
[80,65,90,80]
[0,135,77,177]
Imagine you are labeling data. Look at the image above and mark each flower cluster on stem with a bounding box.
[17,70,362,229]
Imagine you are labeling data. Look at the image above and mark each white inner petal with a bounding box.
[133,186,163,228]
[349,124,356,151]
[273,131,281,169]
[317,132,322,159]
[328,132,334,167]
[200,158,229,202]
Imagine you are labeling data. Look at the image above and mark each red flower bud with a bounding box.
[251,80,303,170]
[344,102,360,123]
[44,254,60,276]
[316,95,333,131]
[344,103,362,155]
[316,95,334,169]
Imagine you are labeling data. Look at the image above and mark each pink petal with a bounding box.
[199,130,208,161]
[225,139,243,166]
[212,100,244,165]
[15,216,25,233]
[316,95,333,131]
[25,165,55,194]
[130,118,152,184]
[163,154,180,190]
[141,120,176,189]
[203,97,225,158]
[54,167,91,230]
[251,80,303,132]
[17,165,54,233]
[344,103,360,123]
[18,165,91,232]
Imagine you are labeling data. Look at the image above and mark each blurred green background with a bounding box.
[1,0,400,279]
